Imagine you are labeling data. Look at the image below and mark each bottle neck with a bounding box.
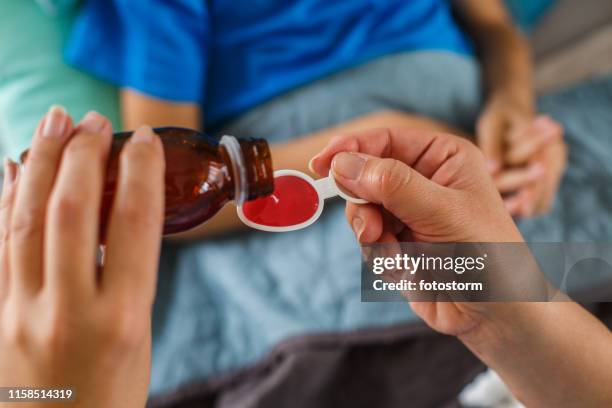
[219,135,274,205]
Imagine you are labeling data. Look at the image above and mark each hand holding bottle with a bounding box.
[0,108,164,407]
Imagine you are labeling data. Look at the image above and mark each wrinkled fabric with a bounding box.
[151,53,612,399]
[518,75,612,241]
[150,51,483,396]
[148,323,485,408]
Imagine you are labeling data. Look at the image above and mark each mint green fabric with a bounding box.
[0,0,120,159]
[34,0,79,16]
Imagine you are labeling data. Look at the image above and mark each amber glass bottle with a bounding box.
[20,128,273,235]
[99,127,274,235]
[95,128,274,235]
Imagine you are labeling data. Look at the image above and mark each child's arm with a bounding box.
[120,89,463,239]
[121,89,202,130]
[455,0,566,217]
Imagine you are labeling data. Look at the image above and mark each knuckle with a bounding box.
[25,144,58,165]
[49,191,89,224]
[431,135,460,162]
[98,308,147,351]
[114,195,160,231]
[39,315,74,353]
[37,293,89,353]
[10,208,44,241]
[0,193,13,213]
[2,313,29,348]
[328,134,358,153]
[372,159,410,197]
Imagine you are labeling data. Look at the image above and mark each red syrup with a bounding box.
[242,175,319,227]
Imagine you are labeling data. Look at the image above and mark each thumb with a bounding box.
[331,152,450,224]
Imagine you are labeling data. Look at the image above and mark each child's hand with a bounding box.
[477,96,566,217]
[0,107,164,407]
[498,116,566,217]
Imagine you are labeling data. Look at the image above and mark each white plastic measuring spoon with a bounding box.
[237,169,367,232]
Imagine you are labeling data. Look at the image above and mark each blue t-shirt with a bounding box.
[65,0,472,126]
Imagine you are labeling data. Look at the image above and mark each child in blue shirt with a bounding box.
[67,0,564,229]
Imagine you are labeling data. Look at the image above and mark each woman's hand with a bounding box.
[312,127,612,407]
[310,128,524,336]
[477,96,567,217]
[0,107,165,407]
[311,127,523,244]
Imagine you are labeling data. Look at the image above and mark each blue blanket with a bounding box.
[518,79,612,241]
[150,51,612,396]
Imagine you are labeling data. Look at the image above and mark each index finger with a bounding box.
[309,128,447,177]
[101,126,165,307]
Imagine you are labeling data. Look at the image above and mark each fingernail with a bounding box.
[79,111,106,134]
[486,160,500,173]
[352,217,364,239]
[3,157,17,189]
[332,152,366,180]
[529,163,545,179]
[131,125,155,144]
[42,105,68,138]
[308,157,316,174]
[534,116,557,138]
[540,114,555,124]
